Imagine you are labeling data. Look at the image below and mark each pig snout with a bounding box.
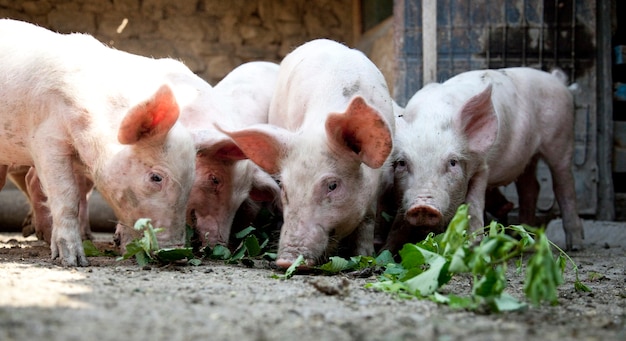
[276,223,330,270]
[276,251,317,270]
[405,197,443,227]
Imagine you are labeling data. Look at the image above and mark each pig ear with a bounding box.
[118,85,180,144]
[193,130,248,162]
[459,84,497,154]
[325,96,393,169]
[215,124,291,174]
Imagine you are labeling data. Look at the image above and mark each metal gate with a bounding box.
[394,0,614,219]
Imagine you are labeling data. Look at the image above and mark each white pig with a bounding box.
[180,61,281,247]
[218,39,395,268]
[387,67,583,251]
[0,19,199,266]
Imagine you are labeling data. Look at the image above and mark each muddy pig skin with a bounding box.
[0,19,198,266]
[219,39,395,268]
[180,61,281,247]
[385,67,583,252]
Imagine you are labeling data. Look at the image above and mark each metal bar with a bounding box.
[570,0,576,80]
[596,0,615,220]
[522,0,527,66]
[447,1,453,76]
[501,1,509,67]
[539,0,544,66]
[422,0,437,84]
[553,0,558,65]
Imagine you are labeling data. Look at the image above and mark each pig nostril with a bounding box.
[406,205,443,227]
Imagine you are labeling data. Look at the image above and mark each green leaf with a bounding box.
[155,247,194,262]
[243,235,261,257]
[116,240,146,261]
[133,218,152,231]
[403,247,451,296]
[430,292,478,310]
[275,254,305,280]
[574,280,591,292]
[208,244,232,260]
[83,240,103,257]
[134,250,150,267]
[188,258,202,266]
[398,244,426,272]
[317,256,354,273]
[524,232,563,305]
[235,226,256,239]
[375,249,395,266]
[448,246,470,273]
[441,204,470,256]
[491,292,527,312]
[473,265,507,297]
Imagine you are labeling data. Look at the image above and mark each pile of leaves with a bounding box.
[112,217,275,267]
[306,204,590,312]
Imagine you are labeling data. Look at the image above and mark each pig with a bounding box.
[12,59,280,252]
[0,19,199,266]
[384,67,584,252]
[180,61,281,247]
[218,39,395,268]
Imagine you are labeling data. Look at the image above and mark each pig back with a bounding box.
[268,39,394,133]
[484,68,575,185]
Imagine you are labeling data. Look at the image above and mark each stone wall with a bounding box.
[0,0,355,84]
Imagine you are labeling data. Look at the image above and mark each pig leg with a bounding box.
[515,156,540,227]
[76,174,94,241]
[465,166,489,232]
[484,187,514,224]
[542,153,584,251]
[351,213,375,256]
[25,167,94,245]
[33,147,88,266]
[0,165,7,189]
[8,167,37,237]
[24,167,53,243]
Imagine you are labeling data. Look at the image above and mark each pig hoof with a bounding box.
[51,242,90,267]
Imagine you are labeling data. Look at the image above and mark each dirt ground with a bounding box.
[0,220,624,341]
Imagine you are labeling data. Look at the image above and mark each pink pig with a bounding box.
[0,19,198,266]
[180,61,281,247]
[218,39,395,268]
[385,67,583,252]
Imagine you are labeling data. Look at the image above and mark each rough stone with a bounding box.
[47,10,96,33]
[22,1,52,16]
[0,0,355,101]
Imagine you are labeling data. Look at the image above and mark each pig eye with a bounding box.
[394,159,407,172]
[209,175,220,185]
[327,181,338,192]
[149,172,163,183]
[449,159,458,167]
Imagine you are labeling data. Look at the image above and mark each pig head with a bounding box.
[220,95,393,268]
[385,67,583,252]
[189,132,279,247]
